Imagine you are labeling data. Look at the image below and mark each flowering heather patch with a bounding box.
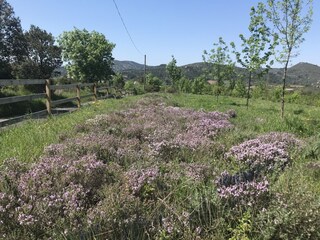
[257,132,303,148]
[226,132,302,172]
[161,162,213,183]
[216,171,269,201]
[0,155,108,235]
[145,107,233,155]
[47,133,149,166]
[217,179,269,199]
[180,163,212,182]
[80,101,233,159]
[125,166,160,196]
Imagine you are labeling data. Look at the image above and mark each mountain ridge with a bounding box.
[113,60,320,86]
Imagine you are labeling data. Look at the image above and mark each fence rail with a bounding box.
[0,79,46,86]
[0,79,113,127]
[0,93,47,105]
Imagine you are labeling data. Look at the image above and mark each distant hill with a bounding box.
[113,60,145,72]
[268,62,320,86]
[114,60,320,86]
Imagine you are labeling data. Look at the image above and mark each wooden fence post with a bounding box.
[45,79,52,115]
[106,86,109,96]
[76,84,81,108]
[93,83,97,101]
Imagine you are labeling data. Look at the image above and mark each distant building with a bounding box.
[207,80,217,85]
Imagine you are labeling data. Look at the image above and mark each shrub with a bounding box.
[216,171,269,206]
[226,132,302,173]
[0,154,109,238]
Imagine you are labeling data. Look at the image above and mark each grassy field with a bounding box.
[0,95,142,163]
[0,93,319,239]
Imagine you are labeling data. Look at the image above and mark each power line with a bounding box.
[112,0,143,55]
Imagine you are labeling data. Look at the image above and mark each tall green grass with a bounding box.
[0,96,142,164]
[2,93,320,165]
[1,93,320,239]
[170,93,320,137]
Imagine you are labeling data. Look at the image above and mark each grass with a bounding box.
[2,93,320,164]
[170,93,320,137]
[0,86,99,118]
[1,93,320,239]
[0,95,142,164]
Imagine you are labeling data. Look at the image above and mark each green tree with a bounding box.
[111,73,125,89]
[58,28,115,83]
[13,25,62,80]
[233,79,247,98]
[192,76,207,94]
[203,37,235,99]
[0,0,27,78]
[166,55,182,88]
[231,3,277,108]
[178,76,192,93]
[266,0,313,118]
[145,73,162,92]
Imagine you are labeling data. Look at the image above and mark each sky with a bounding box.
[7,0,320,67]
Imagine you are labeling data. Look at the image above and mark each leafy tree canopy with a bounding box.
[203,37,235,87]
[111,72,125,89]
[13,25,62,80]
[58,28,115,83]
[231,2,278,107]
[0,0,26,78]
[266,0,313,117]
[166,55,182,86]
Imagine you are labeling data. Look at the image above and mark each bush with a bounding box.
[124,80,145,95]
[0,94,315,239]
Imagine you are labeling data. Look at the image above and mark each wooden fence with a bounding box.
[0,79,112,127]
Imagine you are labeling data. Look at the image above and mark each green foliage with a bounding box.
[286,91,301,103]
[252,81,268,99]
[1,93,320,239]
[145,73,163,92]
[254,171,320,239]
[166,55,182,88]
[12,25,62,92]
[232,79,247,98]
[0,96,141,164]
[266,0,314,117]
[229,211,252,240]
[231,2,277,107]
[0,0,27,78]
[0,87,46,117]
[17,25,61,78]
[124,80,145,95]
[267,0,313,64]
[58,28,115,83]
[178,76,192,93]
[191,75,207,94]
[203,37,235,87]
[271,86,283,102]
[111,72,125,89]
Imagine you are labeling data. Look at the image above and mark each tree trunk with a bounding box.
[246,71,252,109]
[281,58,290,118]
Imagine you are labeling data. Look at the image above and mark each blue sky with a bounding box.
[8,0,320,67]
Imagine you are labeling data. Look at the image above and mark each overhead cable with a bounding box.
[112,0,143,55]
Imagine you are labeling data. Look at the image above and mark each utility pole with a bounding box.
[144,54,147,90]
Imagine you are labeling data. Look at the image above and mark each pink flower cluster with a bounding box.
[0,154,108,234]
[226,132,301,171]
[0,98,236,237]
[216,132,302,201]
[126,167,159,195]
[82,101,233,158]
[217,176,269,199]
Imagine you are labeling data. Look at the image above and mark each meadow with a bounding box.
[0,93,319,239]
